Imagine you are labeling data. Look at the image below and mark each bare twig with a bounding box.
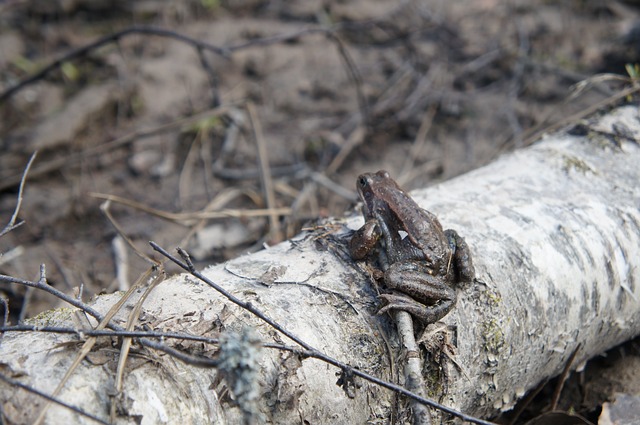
[0,372,110,425]
[0,267,105,323]
[0,152,37,237]
[195,46,221,107]
[550,344,581,411]
[394,311,432,425]
[112,236,129,291]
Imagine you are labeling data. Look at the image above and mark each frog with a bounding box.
[349,170,474,324]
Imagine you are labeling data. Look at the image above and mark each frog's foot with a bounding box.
[378,293,454,324]
[444,229,475,285]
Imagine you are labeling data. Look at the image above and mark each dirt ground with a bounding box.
[1,0,639,423]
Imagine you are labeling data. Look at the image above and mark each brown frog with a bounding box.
[350,170,474,323]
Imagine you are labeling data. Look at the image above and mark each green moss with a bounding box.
[562,155,595,175]
[25,307,75,326]
[482,318,505,355]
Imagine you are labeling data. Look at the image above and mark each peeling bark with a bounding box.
[1,105,639,424]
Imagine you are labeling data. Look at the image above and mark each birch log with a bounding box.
[1,105,639,424]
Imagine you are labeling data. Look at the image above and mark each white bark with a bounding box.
[1,105,639,424]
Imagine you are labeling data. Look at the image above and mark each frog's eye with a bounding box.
[358,176,368,188]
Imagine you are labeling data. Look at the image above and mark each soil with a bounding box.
[1,1,639,423]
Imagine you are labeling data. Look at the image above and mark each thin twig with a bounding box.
[0,152,37,237]
[0,372,110,425]
[0,269,105,323]
[325,32,370,129]
[394,311,431,425]
[550,344,581,411]
[0,297,8,344]
[195,46,221,107]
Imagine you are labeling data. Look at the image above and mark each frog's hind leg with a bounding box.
[378,292,455,324]
[379,261,457,324]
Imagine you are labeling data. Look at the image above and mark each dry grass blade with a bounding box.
[90,192,292,224]
[326,125,366,175]
[100,200,159,266]
[110,270,165,423]
[247,102,281,243]
[32,264,160,425]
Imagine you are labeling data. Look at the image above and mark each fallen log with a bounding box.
[0,104,639,424]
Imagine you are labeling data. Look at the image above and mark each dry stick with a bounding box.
[0,372,110,425]
[395,311,432,425]
[149,241,495,425]
[0,106,231,191]
[178,125,205,207]
[247,102,282,243]
[506,379,548,425]
[549,344,581,411]
[325,125,366,175]
[0,298,8,345]
[90,192,292,224]
[0,324,221,343]
[0,151,37,237]
[195,46,221,107]
[0,268,105,324]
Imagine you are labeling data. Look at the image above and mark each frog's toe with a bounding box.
[377,293,422,315]
[377,293,453,324]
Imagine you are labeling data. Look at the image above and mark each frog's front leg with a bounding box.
[378,261,456,324]
[444,229,475,285]
[350,219,382,260]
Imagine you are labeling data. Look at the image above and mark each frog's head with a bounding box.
[356,170,398,218]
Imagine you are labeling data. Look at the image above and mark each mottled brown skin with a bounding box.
[350,170,475,323]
